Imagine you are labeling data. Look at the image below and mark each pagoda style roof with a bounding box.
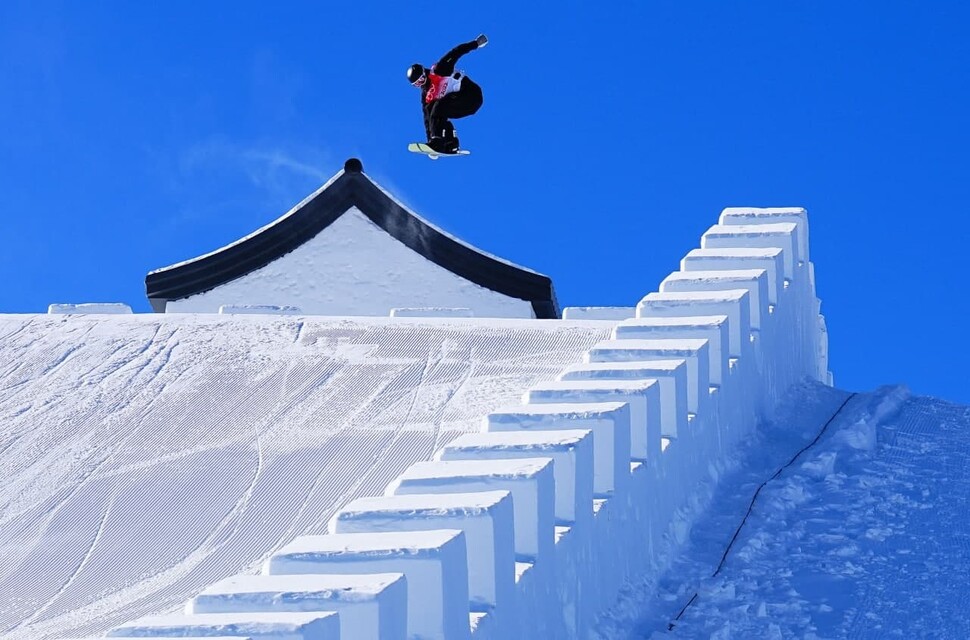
[145,158,559,318]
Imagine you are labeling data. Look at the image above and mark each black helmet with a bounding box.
[407,63,427,85]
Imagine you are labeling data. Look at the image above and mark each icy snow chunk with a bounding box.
[218,305,302,315]
[558,360,689,440]
[680,247,784,305]
[660,269,769,330]
[389,307,473,317]
[613,315,730,385]
[187,573,407,640]
[561,306,636,321]
[486,402,631,497]
[701,222,800,279]
[801,451,837,479]
[105,611,338,639]
[47,303,132,314]
[330,491,514,614]
[525,379,661,463]
[265,530,468,640]
[387,458,555,565]
[437,430,594,528]
[635,290,750,359]
[586,339,710,415]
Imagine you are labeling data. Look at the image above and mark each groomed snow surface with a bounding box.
[0,314,612,639]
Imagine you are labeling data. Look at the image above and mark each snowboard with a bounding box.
[408,142,471,159]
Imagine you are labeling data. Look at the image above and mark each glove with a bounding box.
[475,34,488,48]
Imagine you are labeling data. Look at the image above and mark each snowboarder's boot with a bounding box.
[427,136,460,154]
[427,122,459,154]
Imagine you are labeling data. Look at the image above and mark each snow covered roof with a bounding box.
[145,158,560,318]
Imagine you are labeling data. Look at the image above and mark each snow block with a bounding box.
[66,637,249,640]
[524,379,661,463]
[680,248,784,305]
[485,402,631,498]
[187,573,407,640]
[586,339,710,416]
[47,303,133,314]
[612,316,730,386]
[105,611,338,639]
[659,269,770,330]
[635,290,750,360]
[561,306,636,321]
[101,638,248,640]
[105,637,246,640]
[558,360,689,441]
[436,430,594,528]
[386,458,555,565]
[719,206,810,262]
[265,530,468,640]
[330,492,514,616]
[218,305,302,315]
[389,307,474,317]
[701,222,800,279]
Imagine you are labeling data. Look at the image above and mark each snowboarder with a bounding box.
[407,34,488,154]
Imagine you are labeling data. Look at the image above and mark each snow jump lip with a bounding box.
[145,158,560,318]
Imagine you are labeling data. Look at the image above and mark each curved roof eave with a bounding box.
[145,158,560,318]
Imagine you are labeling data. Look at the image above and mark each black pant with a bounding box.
[425,79,483,139]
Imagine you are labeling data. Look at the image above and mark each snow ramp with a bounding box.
[0,314,611,639]
[3,206,834,639]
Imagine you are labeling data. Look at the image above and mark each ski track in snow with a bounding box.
[0,315,612,639]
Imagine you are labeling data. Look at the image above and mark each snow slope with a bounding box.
[597,382,970,639]
[0,313,612,639]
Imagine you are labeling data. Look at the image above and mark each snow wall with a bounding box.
[106,207,830,639]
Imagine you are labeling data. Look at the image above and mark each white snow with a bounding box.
[486,402,632,497]
[0,314,610,640]
[702,222,801,277]
[218,304,302,315]
[561,307,636,321]
[613,315,730,385]
[105,611,339,639]
[329,491,516,615]
[265,530,468,640]
[389,307,474,317]
[385,459,555,564]
[590,382,970,639]
[587,339,710,415]
[47,303,133,314]
[186,573,406,640]
[6,202,891,640]
[558,360,689,441]
[436,430,594,528]
[718,206,810,262]
[524,379,661,463]
[681,247,785,304]
[635,290,750,358]
[660,269,770,329]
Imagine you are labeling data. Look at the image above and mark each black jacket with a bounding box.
[419,39,480,104]
[432,40,479,77]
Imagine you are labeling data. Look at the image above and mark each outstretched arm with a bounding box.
[433,35,487,76]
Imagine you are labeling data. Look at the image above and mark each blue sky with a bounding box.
[2,2,968,403]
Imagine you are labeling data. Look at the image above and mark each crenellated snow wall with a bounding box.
[105,207,830,640]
